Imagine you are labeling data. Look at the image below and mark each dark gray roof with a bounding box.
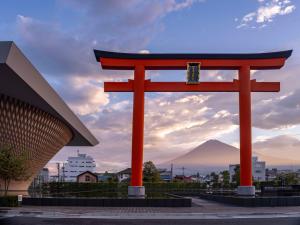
[117,168,131,174]
[77,171,97,178]
[0,41,98,146]
[94,49,292,61]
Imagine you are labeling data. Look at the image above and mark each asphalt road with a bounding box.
[1,217,300,225]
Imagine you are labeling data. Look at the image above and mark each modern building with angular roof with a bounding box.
[0,41,98,195]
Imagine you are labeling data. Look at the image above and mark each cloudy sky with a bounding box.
[1,0,300,173]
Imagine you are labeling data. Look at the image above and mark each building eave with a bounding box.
[0,41,98,146]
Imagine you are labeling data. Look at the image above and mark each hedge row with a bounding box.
[33,182,206,197]
[0,196,18,207]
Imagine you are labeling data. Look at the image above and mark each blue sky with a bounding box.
[1,0,300,173]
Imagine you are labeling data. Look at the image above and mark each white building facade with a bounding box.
[229,156,266,182]
[252,156,266,181]
[61,152,96,182]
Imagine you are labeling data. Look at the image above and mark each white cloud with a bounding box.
[253,135,300,160]
[139,49,150,54]
[237,0,296,28]
[62,0,204,32]
[168,0,204,11]
[243,12,257,22]
[55,76,110,116]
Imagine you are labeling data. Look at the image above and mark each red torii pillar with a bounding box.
[131,65,145,190]
[94,49,292,198]
[239,66,253,194]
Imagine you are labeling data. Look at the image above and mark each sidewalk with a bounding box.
[1,197,300,220]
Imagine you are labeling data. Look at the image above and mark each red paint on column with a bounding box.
[131,65,145,186]
[239,66,252,186]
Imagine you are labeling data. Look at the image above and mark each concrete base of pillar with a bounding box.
[237,186,255,196]
[128,186,145,199]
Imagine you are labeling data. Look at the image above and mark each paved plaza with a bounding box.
[1,197,300,222]
[3,217,300,225]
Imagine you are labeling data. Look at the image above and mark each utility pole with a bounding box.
[57,162,60,182]
[62,163,65,182]
[177,167,186,176]
[170,164,173,182]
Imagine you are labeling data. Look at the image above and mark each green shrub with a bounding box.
[0,196,18,207]
[37,182,204,198]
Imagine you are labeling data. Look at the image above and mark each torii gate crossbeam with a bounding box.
[94,49,292,198]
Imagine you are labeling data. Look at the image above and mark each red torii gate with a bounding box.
[94,50,292,197]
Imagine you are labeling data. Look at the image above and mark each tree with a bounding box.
[210,172,219,188]
[0,146,31,196]
[143,161,161,182]
[275,173,299,186]
[221,170,230,188]
[232,165,240,186]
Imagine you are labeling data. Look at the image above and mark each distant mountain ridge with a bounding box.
[160,139,300,173]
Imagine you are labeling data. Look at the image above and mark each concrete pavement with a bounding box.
[1,197,300,221]
[2,217,300,225]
